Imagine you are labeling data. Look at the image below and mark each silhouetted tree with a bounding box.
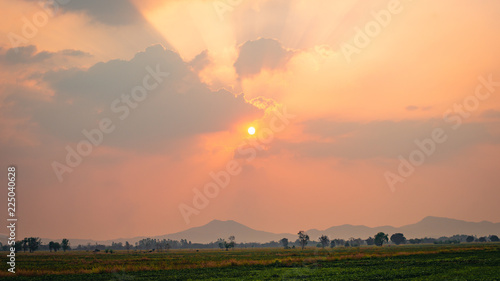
[466,236,475,243]
[330,240,336,248]
[349,238,363,247]
[319,235,330,249]
[332,239,345,247]
[478,236,487,242]
[366,237,375,245]
[374,232,388,246]
[226,236,236,251]
[159,239,170,252]
[280,238,289,249]
[22,238,29,253]
[48,241,55,252]
[27,237,42,253]
[180,239,189,248]
[53,242,61,252]
[111,242,123,250]
[297,231,310,250]
[61,239,70,252]
[390,233,406,245]
[14,241,22,253]
[125,241,131,253]
[217,238,225,250]
[490,235,499,242]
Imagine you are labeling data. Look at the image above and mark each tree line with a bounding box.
[0,238,70,253]
[289,232,500,250]
[1,233,498,253]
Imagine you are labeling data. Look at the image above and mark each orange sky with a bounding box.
[1,0,500,241]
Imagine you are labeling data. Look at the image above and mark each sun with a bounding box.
[248,127,256,135]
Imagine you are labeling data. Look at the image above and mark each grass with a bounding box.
[1,243,499,280]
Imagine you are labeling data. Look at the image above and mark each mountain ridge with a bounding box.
[3,216,499,246]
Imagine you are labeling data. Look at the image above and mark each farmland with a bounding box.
[1,244,499,280]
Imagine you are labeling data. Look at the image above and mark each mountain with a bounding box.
[29,220,296,246]
[152,219,295,244]
[398,216,500,238]
[2,217,499,245]
[306,216,500,240]
[306,224,398,241]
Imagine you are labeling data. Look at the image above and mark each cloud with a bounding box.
[23,0,144,25]
[5,44,263,152]
[0,45,89,65]
[189,50,211,74]
[63,0,143,25]
[234,38,293,78]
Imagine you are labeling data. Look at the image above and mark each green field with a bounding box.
[2,244,500,280]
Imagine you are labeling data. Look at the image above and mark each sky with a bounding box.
[1,0,500,241]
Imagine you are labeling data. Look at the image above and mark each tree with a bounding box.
[125,241,131,253]
[225,236,236,251]
[280,238,289,249]
[48,241,55,252]
[61,239,70,252]
[366,237,375,246]
[330,240,336,248]
[180,239,189,248]
[390,233,406,245]
[490,235,499,242]
[332,239,344,247]
[374,232,388,246]
[157,239,170,252]
[22,238,29,253]
[466,236,475,243]
[27,237,42,253]
[319,235,330,249]
[349,238,363,247]
[297,231,310,250]
[217,238,225,250]
[478,236,487,242]
[14,241,22,253]
[53,242,61,252]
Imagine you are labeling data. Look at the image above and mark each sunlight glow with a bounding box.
[248,127,256,135]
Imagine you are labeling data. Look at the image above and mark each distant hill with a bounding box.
[2,216,499,245]
[306,224,398,241]
[306,216,500,240]
[152,219,295,244]
[398,216,500,238]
